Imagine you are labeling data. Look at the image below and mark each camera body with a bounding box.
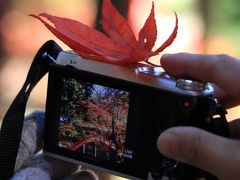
[43,51,228,180]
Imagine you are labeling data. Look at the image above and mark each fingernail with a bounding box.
[157,132,180,158]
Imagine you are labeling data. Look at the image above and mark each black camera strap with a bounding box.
[0,40,62,179]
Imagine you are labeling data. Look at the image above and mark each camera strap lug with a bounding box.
[209,103,229,137]
[0,40,62,179]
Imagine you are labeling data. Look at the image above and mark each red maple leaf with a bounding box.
[30,0,178,66]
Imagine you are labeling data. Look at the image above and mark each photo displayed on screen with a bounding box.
[58,78,130,164]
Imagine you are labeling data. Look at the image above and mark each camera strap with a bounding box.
[0,40,62,179]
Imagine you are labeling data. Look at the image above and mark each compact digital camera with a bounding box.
[42,44,229,180]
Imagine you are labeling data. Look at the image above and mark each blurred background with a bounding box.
[0,0,240,179]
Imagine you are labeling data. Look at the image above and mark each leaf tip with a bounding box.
[28,14,37,18]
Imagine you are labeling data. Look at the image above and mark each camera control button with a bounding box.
[176,79,207,92]
[160,157,179,171]
[160,72,175,80]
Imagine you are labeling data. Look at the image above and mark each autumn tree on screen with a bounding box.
[59,78,129,159]
[60,78,94,123]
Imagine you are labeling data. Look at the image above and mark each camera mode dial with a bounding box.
[176,79,207,92]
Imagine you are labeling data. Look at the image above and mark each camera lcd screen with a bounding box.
[44,65,149,179]
[58,78,130,165]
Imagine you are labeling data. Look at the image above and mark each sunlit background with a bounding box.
[0,0,240,179]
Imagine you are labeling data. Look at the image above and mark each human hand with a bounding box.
[157,53,240,180]
[161,53,240,108]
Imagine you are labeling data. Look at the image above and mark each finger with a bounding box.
[229,118,240,139]
[160,53,240,99]
[157,127,240,179]
[69,169,98,180]
[212,85,239,108]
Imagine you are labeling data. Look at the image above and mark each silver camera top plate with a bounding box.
[56,51,214,97]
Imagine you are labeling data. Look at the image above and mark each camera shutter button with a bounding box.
[176,79,207,92]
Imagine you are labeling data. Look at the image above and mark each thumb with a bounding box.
[157,127,240,179]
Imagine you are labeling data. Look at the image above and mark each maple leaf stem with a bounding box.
[145,59,161,67]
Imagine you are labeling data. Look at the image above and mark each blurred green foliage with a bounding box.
[159,0,196,12]
[206,0,240,56]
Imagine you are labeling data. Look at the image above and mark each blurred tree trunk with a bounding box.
[0,0,12,66]
[198,0,210,43]
[96,0,129,32]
